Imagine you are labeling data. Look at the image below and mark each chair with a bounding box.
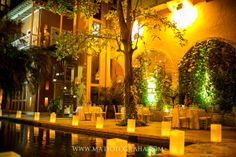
[198,110,212,130]
[96,105,107,119]
[179,109,190,129]
[114,105,124,120]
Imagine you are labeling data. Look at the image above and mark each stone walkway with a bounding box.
[1,113,236,156]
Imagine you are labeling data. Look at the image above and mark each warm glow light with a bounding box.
[0,109,2,116]
[161,121,171,137]
[71,133,79,145]
[147,77,157,105]
[72,115,79,126]
[132,20,143,41]
[34,112,40,121]
[127,119,136,132]
[16,111,22,118]
[170,130,185,156]
[49,129,55,139]
[211,124,222,142]
[106,138,128,157]
[29,97,32,107]
[96,117,104,129]
[50,112,56,123]
[96,138,103,148]
[16,124,21,132]
[44,97,48,107]
[171,0,198,28]
[45,81,49,90]
[34,127,39,136]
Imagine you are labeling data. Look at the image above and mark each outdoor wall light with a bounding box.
[168,0,198,28]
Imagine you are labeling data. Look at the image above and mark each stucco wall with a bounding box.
[144,0,236,75]
[114,0,236,84]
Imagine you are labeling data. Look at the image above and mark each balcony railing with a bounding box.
[11,34,39,50]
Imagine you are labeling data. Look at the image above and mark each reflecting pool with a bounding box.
[0,120,163,157]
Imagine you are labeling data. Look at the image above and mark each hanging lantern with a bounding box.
[106,138,127,157]
[169,130,185,156]
[72,115,79,126]
[96,117,104,129]
[50,112,56,123]
[127,119,136,132]
[211,124,222,142]
[161,121,171,137]
[16,111,22,118]
[34,112,40,121]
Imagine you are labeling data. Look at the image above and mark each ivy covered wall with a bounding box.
[179,38,236,112]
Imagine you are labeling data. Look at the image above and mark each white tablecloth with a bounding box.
[75,106,103,121]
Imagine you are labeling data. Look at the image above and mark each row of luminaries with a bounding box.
[11,110,222,156]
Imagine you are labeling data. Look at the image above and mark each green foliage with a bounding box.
[97,79,124,106]
[55,31,107,60]
[133,53,149,105]
[179,38,236,112]
[48,99,60,113]
[26,47,55,94]
[43,0,100,17]
[153,64,172,110]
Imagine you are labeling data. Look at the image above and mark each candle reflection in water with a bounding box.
[49,129,55,139]
[96,138,103,148]
[34,127,39,136]
[16,123,21,132]
[127,143,135,156]
[71,133,79,145]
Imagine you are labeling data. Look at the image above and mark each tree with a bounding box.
[0,18,28,110]
[26,47,55,111]
[43,0,186,121]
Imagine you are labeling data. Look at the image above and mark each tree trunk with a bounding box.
[124,49,137,119]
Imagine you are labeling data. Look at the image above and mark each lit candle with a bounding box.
[211,124,222,142]
[16,111,22,118]
[96,117,104,129]
[50,112,56,123]
[106,138,127,157]
[161,121,171,137]
[34,112,40,121]
[127,119,136,132]
[169,130,185,156]
[72,115,79,126]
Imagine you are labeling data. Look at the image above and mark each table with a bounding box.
[75,106,103,121]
